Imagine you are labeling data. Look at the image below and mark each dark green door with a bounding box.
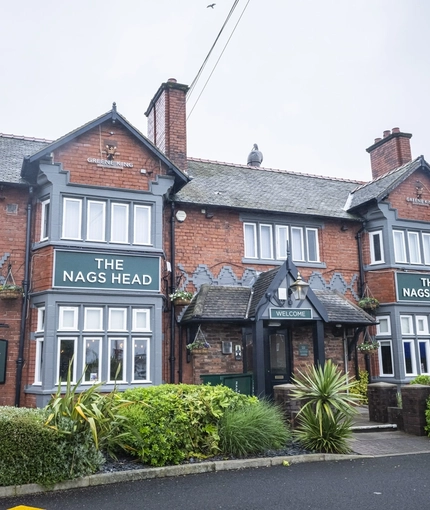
[266,328,292,395]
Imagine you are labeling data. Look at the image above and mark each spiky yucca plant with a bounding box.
[291,360,359,453]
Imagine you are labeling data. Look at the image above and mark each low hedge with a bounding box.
[0,406,103,487]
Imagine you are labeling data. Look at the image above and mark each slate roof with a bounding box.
[247,267,277,318]
[174,158,364,220]
[345,156,428,211]
[313,289,376,325]
[181,284,251,322]
[0,133,51,184]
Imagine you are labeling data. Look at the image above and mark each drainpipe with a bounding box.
[169,201,176,383]
[15,186,33,407]
[355,221,366,298]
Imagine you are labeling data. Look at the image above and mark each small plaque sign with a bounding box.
[298,344,309,357]
[269,308,312,320]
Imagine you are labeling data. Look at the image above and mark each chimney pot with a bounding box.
[374,138,382,144]
[168,78,177,83]
[383,130,391,138]
[392,127,400,133]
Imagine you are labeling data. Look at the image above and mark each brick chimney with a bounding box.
[366,127,412,180]
[145,78,189,172]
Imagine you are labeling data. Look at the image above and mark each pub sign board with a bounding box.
[54,250,160,291]
[396,272,430,302]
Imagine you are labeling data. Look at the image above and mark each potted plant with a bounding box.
[357,340,380,354]
[169,290,193,306]
[0,284,23,300]
[358,297,380,311]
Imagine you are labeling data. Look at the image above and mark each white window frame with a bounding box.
[84,307,103,331]
[132,337,150,382]
[108,337,127,383]
[34,337,44,385]
[306,228,320,263]
[36,306,45,333]
[133,205,151,245]
[418,339,430,375]
[132,309,151,332]
[376,315,391,336]
[408,231,422,264]
[87,200,106,242]
[244,223,257,258]
[400,315,414,335]
[393,230,407,263]
[111,203,129,244]
[40,198,50,241]
[82,337,102,384]
[58,306,78,331]
[378,340,394,377]
[57,337,77,384]
[62,197,82,240]
[422,233,430,265]
[416,316,429,335]
[403,339,417,376]
[259,224,274,259]
[275,225,289,260]
[291,227,305,261]
[369,231,384,264]
[108,308,127,331]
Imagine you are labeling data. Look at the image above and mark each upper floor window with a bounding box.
[243,221,320,263]
[62,197,152,246]
[393,230,407,263]
[369,231,384,264]
[40,199,50,241]
[392,228,430,265]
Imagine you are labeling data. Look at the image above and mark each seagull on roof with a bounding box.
[207,3,216,8]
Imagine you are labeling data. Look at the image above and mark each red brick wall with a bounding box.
[0,186,29,406]
[387,169,430,221]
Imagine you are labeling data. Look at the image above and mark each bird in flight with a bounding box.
[207,3,216,8]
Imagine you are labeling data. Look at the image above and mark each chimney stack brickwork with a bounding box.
[366,128,413,180]
[145,78,189,172]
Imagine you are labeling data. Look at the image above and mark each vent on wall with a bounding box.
[6,204,18,214]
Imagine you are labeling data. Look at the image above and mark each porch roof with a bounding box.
[313,289,376,325]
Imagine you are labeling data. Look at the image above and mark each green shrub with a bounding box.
[291,360,359,454]
[0,407,102,487]
[120,384,255,466]
[410,375,430,385]
[218,399,290,457]
[425,397,430,436]
[349,370,369,404]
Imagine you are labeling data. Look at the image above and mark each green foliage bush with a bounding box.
[120,384,255,466]
[291,360,359,454]
[410,375,430,385]
[349,370,369,404]
[0,407,102,487]
[218,399,290,457]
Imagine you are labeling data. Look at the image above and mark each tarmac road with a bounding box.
[2,453,430,510]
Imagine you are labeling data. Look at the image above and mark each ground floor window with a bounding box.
[52,305,151,385]
[378,340,394,376]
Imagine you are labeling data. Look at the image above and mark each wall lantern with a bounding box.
[268,271,310,307]
[289,272,310,302]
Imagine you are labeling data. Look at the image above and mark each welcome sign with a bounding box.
[54,250,160,291]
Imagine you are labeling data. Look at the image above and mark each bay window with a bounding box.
[369,231,384,264]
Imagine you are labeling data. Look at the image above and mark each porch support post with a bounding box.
[313,320,325,367]
[253,320,266,396]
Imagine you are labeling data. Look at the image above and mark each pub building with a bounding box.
[1,78,430,406]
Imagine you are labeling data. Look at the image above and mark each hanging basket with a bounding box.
[0,287,22,300]
[173,298,191,306]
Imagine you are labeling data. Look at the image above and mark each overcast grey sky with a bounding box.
[1,1,429,181]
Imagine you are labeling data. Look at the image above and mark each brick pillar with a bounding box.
[401,384,430,436]
[273,384,302,425]
[367,382,397,423]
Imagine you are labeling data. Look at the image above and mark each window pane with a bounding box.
[37,307,45,332]
[84,308,103,330]
[276,226,288,260]
[84,338,101,383]
[306,228,319,262]
[109,308,126,330]
[379,341,393,375]
[403,341,415,375]
[134,205,151,245]
[416,316,429,335]
[244,223,257,258]
[408,232,421,264]
[133,339,149,381]
[58,338,76,382]
[109,338,125,381]
[111,203,129,243]
[419,341,430,374]
[393,230,406,263]
[87,201,105,242]
[133,309,150,331]
[41,199,50,241]
[370,231,383,264]
[59,307,78,330]
[291,227,304,261]
[62,198,82,239]
[34,338,44,384]
[400,316,413,335]
[423,234,430,264]
[376,316,390,335]
[260,224,273,259]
